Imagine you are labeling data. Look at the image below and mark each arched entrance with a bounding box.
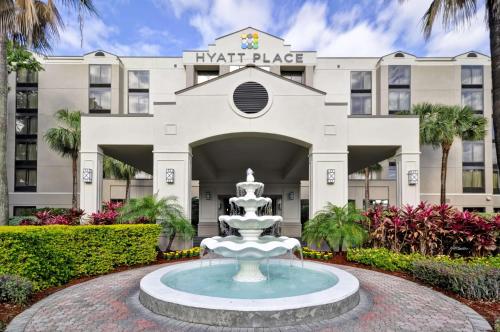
[190,134,310,238]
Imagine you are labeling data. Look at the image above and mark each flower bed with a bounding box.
[164,247,201,260]
[301,247,334,260]
[0,224,161,290]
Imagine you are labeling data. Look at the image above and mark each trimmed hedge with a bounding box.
[347,248,500,300]
[0,224,161,290]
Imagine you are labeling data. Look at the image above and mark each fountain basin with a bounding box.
[220,215,282,230]
[139,259,360,327]
[200,236,301,260]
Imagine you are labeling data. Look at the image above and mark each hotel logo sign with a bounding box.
[241,33,258,49]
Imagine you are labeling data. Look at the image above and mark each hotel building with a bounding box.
[7,28,496,237]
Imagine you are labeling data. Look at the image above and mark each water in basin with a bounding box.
[161,263,338,299]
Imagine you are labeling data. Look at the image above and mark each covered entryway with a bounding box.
[191,134,309,237]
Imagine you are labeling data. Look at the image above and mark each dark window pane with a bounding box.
[15,117,27,135]
[89,64,111,84]
[351,71,371,90]
[17,69,38,84]
[13,206,36,216]
[351,94,371,115]
[128,92,149,113]
[461,66,483,85]
[281,71,304,84]
[389,65,410,85]
[89,88,111,110]
[15,143,26,160]
[462,141,484,163]
[462,89,483,112]
[463,168,484,189]
[196,70,218,84]
[389,90,410,112]
[128,71,149,89]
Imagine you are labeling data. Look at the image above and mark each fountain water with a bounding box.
[139,169,360,328]
[200,168,301,282]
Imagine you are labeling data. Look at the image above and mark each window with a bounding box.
[15,168,36,190]
[128,71,149,114]
[15,116,37,136]
[16,69,38,85]
[351,71,372,115]
[13,206,36,216]
[462,140,485,193]
[196,70,218,84]
[463,207,485,213]
[16,91,38,109]
[388,65,410,114]
[89,65,111,85]
[461,66,483,114]
[15,142,37,161]
[388,161,397,179]
[494,168,499,194]
[281,71,304,84]
[461,66,483,86]
[89,88,111,113]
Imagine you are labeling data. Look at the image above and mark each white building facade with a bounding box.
[7,28,495,236]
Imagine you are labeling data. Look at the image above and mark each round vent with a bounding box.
[233,82,269,114]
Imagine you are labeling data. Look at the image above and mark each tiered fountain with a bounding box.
[200,168,301,282]
[139,169,360,328]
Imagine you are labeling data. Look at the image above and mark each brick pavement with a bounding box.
[6,263,491,332]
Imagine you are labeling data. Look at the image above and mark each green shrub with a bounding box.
[347,248,423,272]
[0,275,33,305]
[8,216,37,226]
[0,224,161,290]
[412,259,499,301]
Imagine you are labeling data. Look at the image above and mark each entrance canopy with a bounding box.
[192,136,309,183]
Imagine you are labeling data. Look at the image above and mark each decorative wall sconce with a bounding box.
[82,168,93,183]
[408,170,418,185]
[166,168,175,184]
[327,169,335,184]
[205,191,212,200]
[288,192,295,200]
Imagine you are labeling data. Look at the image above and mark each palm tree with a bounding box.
[44,109,81,208]
[119,195,195,251]
[103,156,140,202]
[302,203,367,254]
[0,0,96,224]
[356,163,382,211]
[413,103,487,204]
[411,0,500,192]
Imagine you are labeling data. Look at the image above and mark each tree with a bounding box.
[44,109,81,208]
[302,203,367,254]
[413,103,487,204]
[119,195,195,252]
[103,156,140,202]
[411,0,500,200]
[356,163,382,211]
[0,0,96,225]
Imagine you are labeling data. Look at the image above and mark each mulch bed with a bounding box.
[1,254,498,329]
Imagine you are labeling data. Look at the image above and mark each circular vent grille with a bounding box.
[233,82,269,114]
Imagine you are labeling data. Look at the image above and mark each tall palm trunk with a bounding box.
[489,2,500,178]
[166,232,176,252]
[440,143,451,205]
[72,156,78,208]
[125,177,131,202]
[363,167,370,211]
[0,35,9,225]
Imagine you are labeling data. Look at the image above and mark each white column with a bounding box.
[309,151,349,218]
[153,150,192,219]
[80,147,103,214]
[395,149,420,206]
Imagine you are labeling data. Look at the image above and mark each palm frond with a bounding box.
[421,0,478,39]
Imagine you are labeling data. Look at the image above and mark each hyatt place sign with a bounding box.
[195,52,304,64]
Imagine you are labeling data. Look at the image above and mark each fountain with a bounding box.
[139,169,360,328]
[200,168,301,282]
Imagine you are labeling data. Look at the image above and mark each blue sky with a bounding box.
[52,0,490,57]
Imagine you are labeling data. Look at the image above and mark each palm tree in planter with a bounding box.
[119,195,195,252]
[0,0,96,225]
[44,109,81,208]
[356,163,382,211]
[413,103,487,204]
[405,0,500,180]
[302,203,367,255]
[103,156,139,202]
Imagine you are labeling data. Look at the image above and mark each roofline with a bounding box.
[215,27,285,41]
[174,64,326,95]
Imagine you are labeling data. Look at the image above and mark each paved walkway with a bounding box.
[7,263,491,332]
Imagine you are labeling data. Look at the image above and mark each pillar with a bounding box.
[395,149,420,206]
[309,151,348,218]
[197,182,219,236]
[80,147,103,214]
[281,183,301,237]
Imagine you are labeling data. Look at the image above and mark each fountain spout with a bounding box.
[246,168,255,182]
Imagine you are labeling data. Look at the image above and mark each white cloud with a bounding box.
[54,16,164,56]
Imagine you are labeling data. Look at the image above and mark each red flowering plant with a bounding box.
[449,210,498,256]
[89,201,122,225]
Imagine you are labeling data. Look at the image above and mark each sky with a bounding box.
[51,0,491,57]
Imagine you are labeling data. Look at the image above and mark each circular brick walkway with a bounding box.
[7,263,491,332]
